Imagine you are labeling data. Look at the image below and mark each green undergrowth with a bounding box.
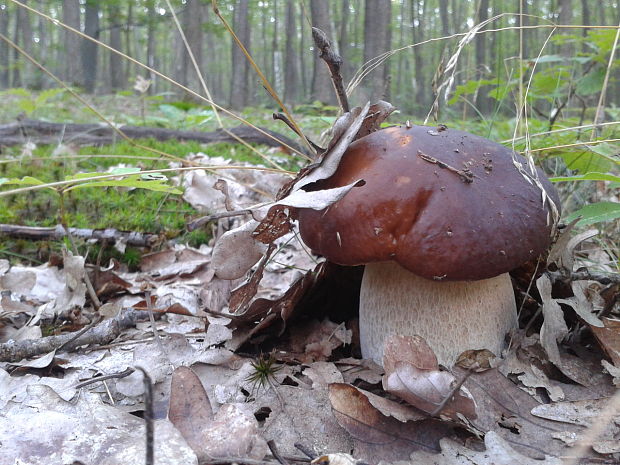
[0,137,287,267]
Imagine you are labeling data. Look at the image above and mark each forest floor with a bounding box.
[0,93,619,465]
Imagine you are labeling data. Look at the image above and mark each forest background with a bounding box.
[0,0,619,259]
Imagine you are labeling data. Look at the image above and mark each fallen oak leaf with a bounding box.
[168,366,268,462]
[383,362,477,421]
[407,431,563,465]
[327,383,453,464]
[382,336,477,421]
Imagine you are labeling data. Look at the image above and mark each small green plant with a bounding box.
[245,352,282,393]
[0,87,66,117]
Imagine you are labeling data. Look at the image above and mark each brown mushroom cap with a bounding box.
[298,125,560,281]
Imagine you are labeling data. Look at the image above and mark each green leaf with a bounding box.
[66,167,141,181]
[576,69,605,96]
[560,144,619,173]
[17,99,36,115]
[69,179,182,194]
[551,172,620,183]
[35,88,65,105]
[158,104,187,122]
[588,143,620,164]
[0,176,46,186]
[566,201,620,226]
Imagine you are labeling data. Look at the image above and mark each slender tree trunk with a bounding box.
[337,0,352,82]
[310,0,336,104]
[558,0,574,56]
[183,0,204,93]
[17,0,34,87]
[474,0,491,114]
[81,0,100,93]
[283,1,299,104]
[438,0,450,36]
[230,0,251,109]
[145,0,156,92]
[411,0,426,112]
[272,0,283,97]
[108,5,123,91]
[62,0,81,86]
[363,0,392,101]
[0,6,10,88]
[299,7,308,101]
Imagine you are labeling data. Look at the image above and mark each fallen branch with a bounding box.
[0,309,145,363]
[546,269,620,285]
[312,27,349,113]
[0,223,162,248]
[0,119,304,152]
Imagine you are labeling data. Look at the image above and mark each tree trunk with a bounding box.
[0,6,10,88]
[438,0,450,36]
[81,0,100,93]
[411,0,427,112]
[558,0,574,56]
[17,0,34,87]
[230,0,251,110]
[108,4,123,91]
[183,0,204,93]
[283,1,299,104]
[363,0,392,102]
[474,0,491,115]
[338,0,351,81]
[310,0,336,104]
[62,0,81,86]
[145,0,156,93]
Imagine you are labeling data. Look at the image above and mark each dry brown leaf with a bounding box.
[354,100,396,139]
[292,102,370,191]
[382,336,477,421]
[590,318,620,367]
[211,220,268,280]
[168,366,268,462]
[328,383,453,464]
[457,367,583,460]
[383,335,438,373]
[168,366,214,453]
[383,362,477,421]
[405,432,563,465]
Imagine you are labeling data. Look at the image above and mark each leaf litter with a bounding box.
[0,104,619,465]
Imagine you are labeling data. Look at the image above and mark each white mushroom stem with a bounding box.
[359,262,518,367]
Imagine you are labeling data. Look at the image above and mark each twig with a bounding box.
[267,440,291,465]
[135,367,154,465]
[273,113,323,154]
[57,314,103,351]
[417,150,474,183]
[430,370,474,417]
[0,309,143,363]
[60,223,102,310]
[294,443,318,460]
[546,269,620,285]
[0,224,162,248]
[74,367,135,389]
[187,209,253,231]
[144,289,164,352]
[563,388,620,465]
[311,27,350,113]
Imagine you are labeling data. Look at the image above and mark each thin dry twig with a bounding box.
[546,269,620,285]
[311,27,350,113]
[0,309,144,363]
[74,367,135,389]
[267,440,291,465]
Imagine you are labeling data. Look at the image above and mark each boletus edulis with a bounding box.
[297,125,560,367]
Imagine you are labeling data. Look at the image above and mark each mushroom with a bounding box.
[296,125,560,367]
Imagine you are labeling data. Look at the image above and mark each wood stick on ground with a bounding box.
[312,27,350,113]
[0,119,305,152]
[0,223,162,248]
[0,309,144,363]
